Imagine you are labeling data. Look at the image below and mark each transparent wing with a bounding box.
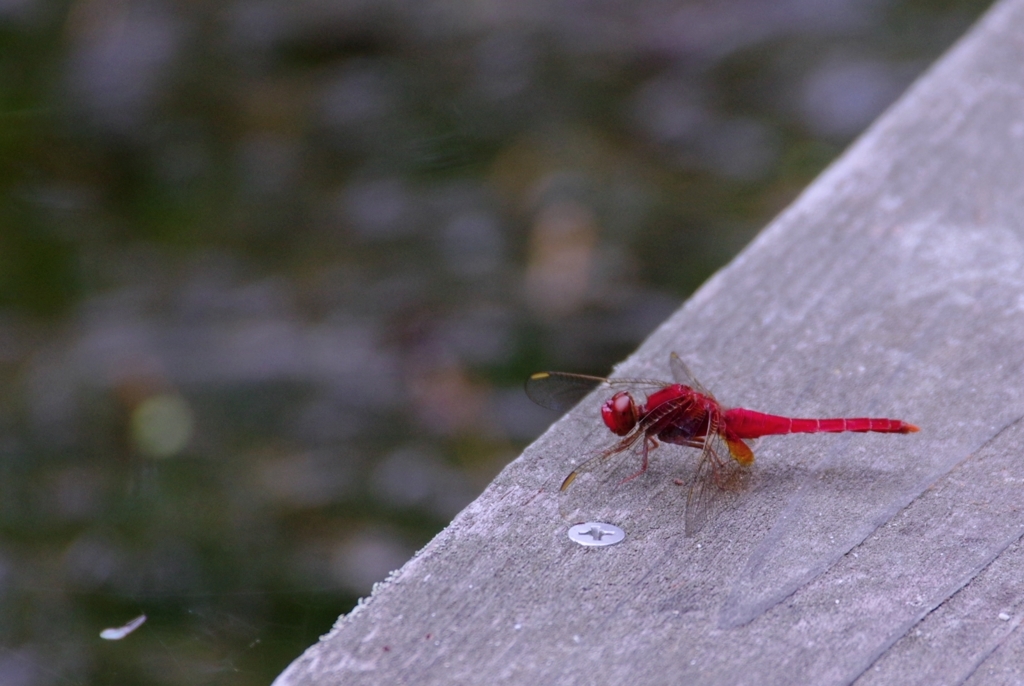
[556,430,648,522]
[555,393,698,522]
[558,431,751,533]
[538,355,753,534]
[528,355,706,414]
[524,372,608,412]
[669,353,713,397]
[525,370,672,413]
[683,429,751,536]
[558,394,696,523]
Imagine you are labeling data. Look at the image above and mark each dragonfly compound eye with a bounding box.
[601,392,638,436]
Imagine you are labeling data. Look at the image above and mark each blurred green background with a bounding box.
[0,0,989,683]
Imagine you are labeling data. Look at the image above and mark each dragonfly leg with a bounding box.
[619,436,658,484]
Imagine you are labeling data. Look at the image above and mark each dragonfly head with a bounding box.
[601,392,638,436]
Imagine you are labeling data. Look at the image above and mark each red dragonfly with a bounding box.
[526,354,919,535]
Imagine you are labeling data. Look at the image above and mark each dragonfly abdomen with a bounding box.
[724,408,919,438]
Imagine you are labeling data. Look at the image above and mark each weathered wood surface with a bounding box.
[275,1,1024,684]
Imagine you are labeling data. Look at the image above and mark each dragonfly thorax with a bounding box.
[601,391,639,436]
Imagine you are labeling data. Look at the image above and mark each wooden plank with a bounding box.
[275,1,1024,683]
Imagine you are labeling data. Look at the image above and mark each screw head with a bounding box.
[567,522,625,547]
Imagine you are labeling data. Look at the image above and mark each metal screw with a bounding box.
[567,522,625,547]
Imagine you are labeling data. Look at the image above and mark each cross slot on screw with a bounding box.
[567,522,625,547]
